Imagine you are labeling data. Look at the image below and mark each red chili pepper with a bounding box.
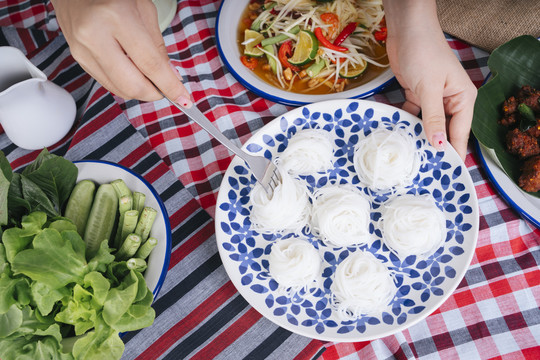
[334,22,357,46]
[314,27,348,52]
[240,55,258,70]
[278,40,301,71]
[374,26,387,42]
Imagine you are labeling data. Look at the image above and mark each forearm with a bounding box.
[382,0,444,40]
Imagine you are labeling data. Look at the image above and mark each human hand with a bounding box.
[51,0,192,107]
[383,0,477,160]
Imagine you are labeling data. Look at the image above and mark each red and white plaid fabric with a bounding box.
[1,1,539,359]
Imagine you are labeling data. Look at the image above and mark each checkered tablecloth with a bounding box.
[1,1,539,359]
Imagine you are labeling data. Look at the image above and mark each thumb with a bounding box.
[418,85,446,152]
[167,61,192,108]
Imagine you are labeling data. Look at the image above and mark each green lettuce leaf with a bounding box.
[55,284,98,336]
[102,270,139,326]
[0,274,31,314]
[32,282,71,316]
[3,212,47,263]
[472,35,540,197]
[72,317,124,360]
[14,306,59,336]
[111,271,154,332]
[11,228,88,289]
[0,243,8,275]
[49,219,78,233]
[0,318,73,360]
[112,290,155,333]
[83,272,111,307]
[0,304,22,338]
[87,241,116,273]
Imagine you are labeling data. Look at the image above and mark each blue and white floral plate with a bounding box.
[215,99,479,341]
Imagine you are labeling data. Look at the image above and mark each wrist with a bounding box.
[382,0,442,37]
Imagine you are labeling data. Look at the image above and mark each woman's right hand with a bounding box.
[51,0,192,107]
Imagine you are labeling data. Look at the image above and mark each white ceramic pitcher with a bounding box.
[0,46,76,150]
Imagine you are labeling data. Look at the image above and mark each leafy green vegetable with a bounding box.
[22,149,78,214]
[472,35,540,197]
[0,212,155,360]
[0,151,157,359]
[11,228,88,289]
[6,173,31,223]
[0,149,78,226]
[71,317,124,360]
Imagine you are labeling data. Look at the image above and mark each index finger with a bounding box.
[418,83,447,152]
[117,7,192,106]
[447,95,476,161]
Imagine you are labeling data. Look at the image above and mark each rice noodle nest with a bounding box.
[269,237,321,289]
[277,128,334,176]
[382,194,447,257]
[310,185,371,247]
[331,251,395,319]
[353,127,422,191]
[250,168,310,234]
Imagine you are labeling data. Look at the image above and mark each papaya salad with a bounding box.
[239,0,389,94]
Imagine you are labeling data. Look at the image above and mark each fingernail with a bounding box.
[168,60,193,108]
[431,132,446,151]
[169,60,184,82]
[176,96,192,108]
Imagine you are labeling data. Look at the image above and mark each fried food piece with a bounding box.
[499,85,540,126]
[506,128,540,159]
[499,112,518,127]
[518,155,540,192]
[502,95,518,115]
[526,118,540,138]
[518,85,540,112]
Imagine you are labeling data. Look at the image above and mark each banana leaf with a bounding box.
[472,35,540,198]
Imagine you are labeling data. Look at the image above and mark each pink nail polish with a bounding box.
[176,96,193,108]
[431,132,446,151]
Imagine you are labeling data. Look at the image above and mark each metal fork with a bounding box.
[161,93,280,196]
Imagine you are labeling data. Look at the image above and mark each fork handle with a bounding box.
[162,94,252,161]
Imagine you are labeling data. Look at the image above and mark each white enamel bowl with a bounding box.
[74,160,171,297]
[216,0,395,106]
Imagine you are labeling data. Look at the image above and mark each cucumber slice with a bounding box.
[64,180,96,236]
[339,59,368,79]
[263,44,277,74]
[288,30,318,66]
[83,183,118,258]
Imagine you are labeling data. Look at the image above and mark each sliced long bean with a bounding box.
[260,26,300,47]
[135,207,157,242]
[135,237,158,260]
[116,233,141,260]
